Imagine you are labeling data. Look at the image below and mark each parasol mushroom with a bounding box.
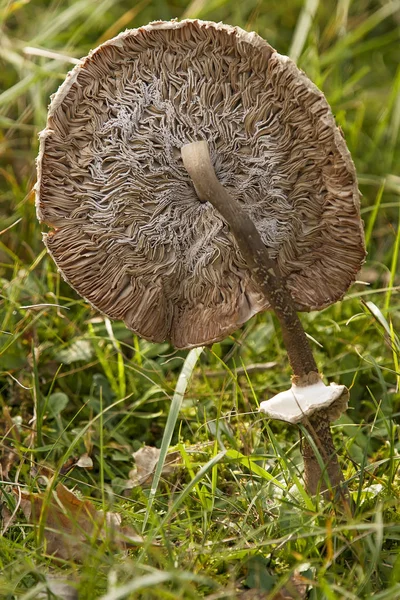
[36,19,366,498]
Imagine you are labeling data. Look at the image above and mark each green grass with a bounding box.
[1,0,400,598]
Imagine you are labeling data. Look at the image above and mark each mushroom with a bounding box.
[181,139,357,498]
[36,19,366,498]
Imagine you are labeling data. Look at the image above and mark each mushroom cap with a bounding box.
[36,19,365,349]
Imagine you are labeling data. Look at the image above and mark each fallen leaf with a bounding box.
[358,267,390,285]
[1,499,15,535]
[32,454,93,480]
[0,406,21,479]
[271,572,308,600]
[30,463,56,487]
[56,340,93,364]
[239,574,307,600]
[37,578,78,600]
[59,457,79,475]
[237,592,266,599]
[47,392,69,416]
[14,482,144,560]
[0,447,18,480]
[126,446,181,488]
[243,556,308,600]
[76,453,93,469]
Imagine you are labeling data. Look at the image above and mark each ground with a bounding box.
[0,0,400,598]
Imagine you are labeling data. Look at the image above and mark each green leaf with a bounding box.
[56,339,93,364]
[245,556,276,592]
[47,392,69,416]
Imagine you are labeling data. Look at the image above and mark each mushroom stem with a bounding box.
[182,140,345,497]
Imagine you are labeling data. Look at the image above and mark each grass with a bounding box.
[0,0,400,598]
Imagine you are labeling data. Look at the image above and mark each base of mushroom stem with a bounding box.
[301,412,349,501]
[258,373,349,498]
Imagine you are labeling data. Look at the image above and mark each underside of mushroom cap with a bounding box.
[36,19,366,349]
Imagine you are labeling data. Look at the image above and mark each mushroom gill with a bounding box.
[36,19,366,348]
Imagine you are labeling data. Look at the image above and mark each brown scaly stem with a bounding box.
[302,413,344,495]
[182,141,347,498]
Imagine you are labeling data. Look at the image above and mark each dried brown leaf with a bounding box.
[14,482,143,560]
[239,572,308,600]
[58,453,93,475]
[0,500,15,534]
[76,453,93,469]
[271,573,308,600]
[37,578,78,600]
[126,446,181,488]
[0,406,21,480]
[0,448,18,480]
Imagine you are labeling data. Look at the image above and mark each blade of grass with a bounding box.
[31,0,108,45]
[96,0,149,44]
[364,181,385,248]
[367,66,400,169]
[320,1,400,67]
[142,346,204,531]
[225,448,287,491]
[389,319,400,392]
[289,0,320,63]
[99,568,215,600]
[265,423,316,510]
[384,207,400,312]
[99,571,172,600]
[140,450,226,557]
[104,318,126,399]
[177,442,209,510]
[31,340,43,447]
[87,323,119,395]
[363,300,400,349]
[99,389,105,510]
